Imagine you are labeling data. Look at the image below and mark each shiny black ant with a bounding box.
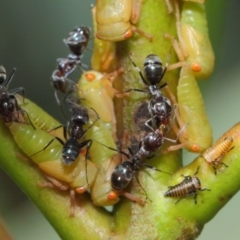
[0,66,33,125]
[52,26,90,106]
[64,26,90,65]
[125,54,173,131]
[61,99,99,165]
[110,125,176,196]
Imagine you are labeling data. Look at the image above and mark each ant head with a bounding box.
[143,54,165,86]
[65,26,91,56]
[142,130,164,153]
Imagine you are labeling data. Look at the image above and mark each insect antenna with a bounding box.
[94,140,129,159]
[133,172,151,202]
[21,109,36,130]
[4,67,16,87]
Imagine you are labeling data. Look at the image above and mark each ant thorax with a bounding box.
[142,130,165,153]
[149,96,172,124]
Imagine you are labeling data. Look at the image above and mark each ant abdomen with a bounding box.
[65,26,90,56]
[62,139,81,165]
[111,161,133,191]
[144,54,164,85]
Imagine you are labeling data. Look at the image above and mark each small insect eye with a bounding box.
[124,29,133,39]
[107,191,118,200]
[75,187,87,194]
[191,63,202,73]
[80,148,87,155]
[191,144,200,152]
[85,73,96,82]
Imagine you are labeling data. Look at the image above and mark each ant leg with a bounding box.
[54,90,61,106]
[144,117,156,132]
[9,87,25,98]
[29,138,56,157]
[128,53,149,85]
[144,163,172,175]
[4,68,16,86]
[47,125,65,142]
[21,110,36,129]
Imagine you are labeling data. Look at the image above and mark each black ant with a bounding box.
[111,125,176,196]
[61,99,99,165]
[124,54,173,131]
[64,26,90,64]
[0,66,33,125]
[52,26,90,106]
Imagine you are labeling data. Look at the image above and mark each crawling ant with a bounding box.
[111,125,175,196]
[123,54,173,131]
[52,26,90,106]
[64,26,90,63]
[0,66,33,125]
[61,99,99,165]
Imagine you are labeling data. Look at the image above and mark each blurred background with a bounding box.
[0,0,240,239]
